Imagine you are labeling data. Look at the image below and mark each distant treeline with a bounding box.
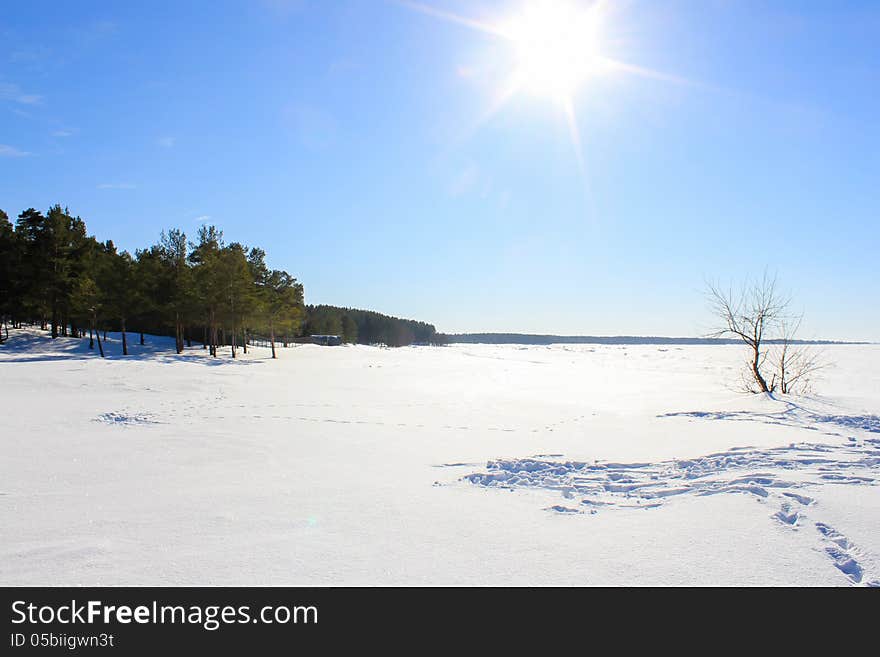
[0,205,440,356]
[443,333,864,346]
[304,305,444,347]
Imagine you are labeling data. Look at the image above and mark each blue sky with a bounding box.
[1,1,878,339]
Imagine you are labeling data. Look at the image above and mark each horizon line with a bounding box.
[441,332,873,345]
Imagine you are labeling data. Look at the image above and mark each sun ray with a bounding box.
[599,57,694,87]
[562,96,586,178]
[453,71,525,146]
[392,0,507,38]
[394,1,691,184]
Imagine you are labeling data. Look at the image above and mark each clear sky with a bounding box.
[1,1,878,339]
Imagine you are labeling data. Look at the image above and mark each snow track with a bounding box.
[461,422,880,585]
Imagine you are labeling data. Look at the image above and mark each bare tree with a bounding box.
[706,273,790,394]
[770,317,827,395]
[707,274,828,395]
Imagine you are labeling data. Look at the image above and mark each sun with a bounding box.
[396,0,678,174]
[500,1,607,103]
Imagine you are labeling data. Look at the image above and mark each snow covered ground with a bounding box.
[2,328,878,586]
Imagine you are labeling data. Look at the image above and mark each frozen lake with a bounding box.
[2,329,878,585]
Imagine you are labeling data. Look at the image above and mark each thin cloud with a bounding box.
[90,19,118,35]
[71,19,119,47]
[97,182,136,190]
[9,46,53,67]
[193,215,211,223]
[0,144,31,157]
[52,129,74,137]
[0,82,43,105]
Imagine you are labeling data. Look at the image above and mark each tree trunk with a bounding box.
[231,321,237,359]
[140,332,145,346]
[243,328,248,354]
[51,298,58,339]
[210,309,217,357]
[175,312,183,354]
[89,327,94,349]
[93,314,104,358]
[270,324,276,359]
[778,343,787,395]
[121,317,128,356]
[751,345,769,393]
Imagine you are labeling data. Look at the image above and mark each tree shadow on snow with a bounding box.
[0,330,266,367]
[660,400,880,436]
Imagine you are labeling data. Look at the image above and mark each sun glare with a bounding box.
[397,0,678,176]
[501,1,607,102]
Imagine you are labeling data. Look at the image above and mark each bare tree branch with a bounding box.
[705,273,792,394]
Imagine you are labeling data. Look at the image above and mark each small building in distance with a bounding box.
[310,334,342,346]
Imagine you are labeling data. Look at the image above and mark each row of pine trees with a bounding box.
[0,205,305,358]
[0,206,443,356]
[303,305,443,347]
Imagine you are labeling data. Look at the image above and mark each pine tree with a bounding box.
[158,229,193,354]
[217,242,254,358]
[260,270,304,358]
[189,225,224,357]
[0,210,18,340]
[94,241,137,355]
[15,208,52,330]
